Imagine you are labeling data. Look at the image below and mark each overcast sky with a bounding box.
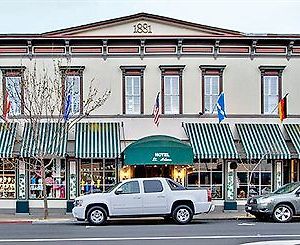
[1,0,300,34]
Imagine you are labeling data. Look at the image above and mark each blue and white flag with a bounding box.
[216,92,226,123]
[63,94,71,122]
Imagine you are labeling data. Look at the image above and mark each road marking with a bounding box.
[242,240,300,245]
[0,235,300,243]
[238,223,255,226]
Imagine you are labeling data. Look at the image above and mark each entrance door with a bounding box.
[110,180,142,216]
[134,165,172,178]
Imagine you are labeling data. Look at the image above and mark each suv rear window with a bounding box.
[143,180,163,193]
[167,179,185,190]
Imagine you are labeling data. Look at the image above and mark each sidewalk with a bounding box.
[0,211,254,224]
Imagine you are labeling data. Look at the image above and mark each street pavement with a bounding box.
[0,219,300,244]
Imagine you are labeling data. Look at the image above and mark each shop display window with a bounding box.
[236,161,272,199]
[187,161,223,199]
[80,159,116,195]
[29,160,66,199]
[0,162,16,199]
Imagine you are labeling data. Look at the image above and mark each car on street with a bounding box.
[245,181,300,222]
[73,177,214,225]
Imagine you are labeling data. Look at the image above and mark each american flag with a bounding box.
[153,92,160,126]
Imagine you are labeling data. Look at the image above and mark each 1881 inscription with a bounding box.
[133,22,152,33]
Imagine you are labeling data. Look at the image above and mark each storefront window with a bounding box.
[236,160,272,199]
[0,161,16,199]
[187,161,223,199]
[29,160,66,199]
[80,159,116,195]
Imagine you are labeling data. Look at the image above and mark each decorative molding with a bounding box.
[33,46,65,54]
[145,46,176,54]
[250,40,257,60]
[199,65,226,74]
[177,39,183,59]
[27,40,33,60]
[70,46,103,54]
[159,65,185,73]
[292,46,300,54]
[108,46,139,54]
[140,39,145,60]
[287,41,294,60]
[102,40,108,60]
[219,46,250,54]
[182,46,213,53]
[0,47,28,54]
[65,40,70,60]
[213,40,220,59]
[255,46,286,54]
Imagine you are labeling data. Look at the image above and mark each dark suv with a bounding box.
[245,182,300,222]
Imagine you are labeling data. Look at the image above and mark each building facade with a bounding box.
[0,13,300,213]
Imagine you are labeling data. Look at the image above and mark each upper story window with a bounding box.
[200,65,225,114]
[60,66,84,115]
[1,67,25,116]
[120,66,145,115]
[259,66,285,115]
[159,65,185,114]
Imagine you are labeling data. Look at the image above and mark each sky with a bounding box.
[1,0,300,34]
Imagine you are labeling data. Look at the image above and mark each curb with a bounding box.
[0,220,33,224]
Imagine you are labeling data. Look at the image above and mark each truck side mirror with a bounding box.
[296,189,300,196]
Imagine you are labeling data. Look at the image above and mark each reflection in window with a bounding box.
[29,160,66,199]
[0,161,15,199]
[119,181,140,194]
[80,160,116,195]
[65,75,80,114]
[236,161,272,199]
[187,161,223,199]
[164,76,179,114]
[6,77,22,116]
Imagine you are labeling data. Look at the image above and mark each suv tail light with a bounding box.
[207,189,212,202]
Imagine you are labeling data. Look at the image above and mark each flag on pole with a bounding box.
[3,92,11,122]
[153,92,160,127]
[63,94,71,122]
[216,92,226,123]
[278,94,288,122]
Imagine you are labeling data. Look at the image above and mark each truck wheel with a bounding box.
[172,205,193,224]
[272,204,293,223]
[87,206,107,225]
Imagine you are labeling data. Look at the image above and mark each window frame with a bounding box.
[1,66,26,116]
[124,75,142,114]
[259,66,285,115]
[200,65,225,114]
[60,66,84,115]
[120,66,146,115]
[159,65,185,114]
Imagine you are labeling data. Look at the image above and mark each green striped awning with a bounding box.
[0,123,18,158]
[236,124,290,159]
[75,122,121,158]
[20,122,68,158]
[284,124,300,158]
[183,123,238,159]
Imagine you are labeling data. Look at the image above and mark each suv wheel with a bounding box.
[172,205,193,224]
[87,206,107,225]
[273,204,293,223]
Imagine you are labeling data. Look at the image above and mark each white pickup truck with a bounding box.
[73,177,214,225]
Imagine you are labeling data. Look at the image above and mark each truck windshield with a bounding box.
[273,182,300,194]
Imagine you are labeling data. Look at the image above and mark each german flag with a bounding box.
[278,94,288,122]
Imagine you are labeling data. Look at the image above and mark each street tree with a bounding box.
[0,60,111,219]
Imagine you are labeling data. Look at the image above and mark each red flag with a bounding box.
[153,92,160,127]
[3,92,11,122]
[278,94,288,122]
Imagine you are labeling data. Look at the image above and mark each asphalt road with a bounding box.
[0,219,300,245]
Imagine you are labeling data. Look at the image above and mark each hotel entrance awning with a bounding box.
[75,122,121,159]
[123,135,193,165]
[283,124,300,159]
[183,123,238,159]
[0,123,18,158]
[20,122,68,158]
[236,123,290,159]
